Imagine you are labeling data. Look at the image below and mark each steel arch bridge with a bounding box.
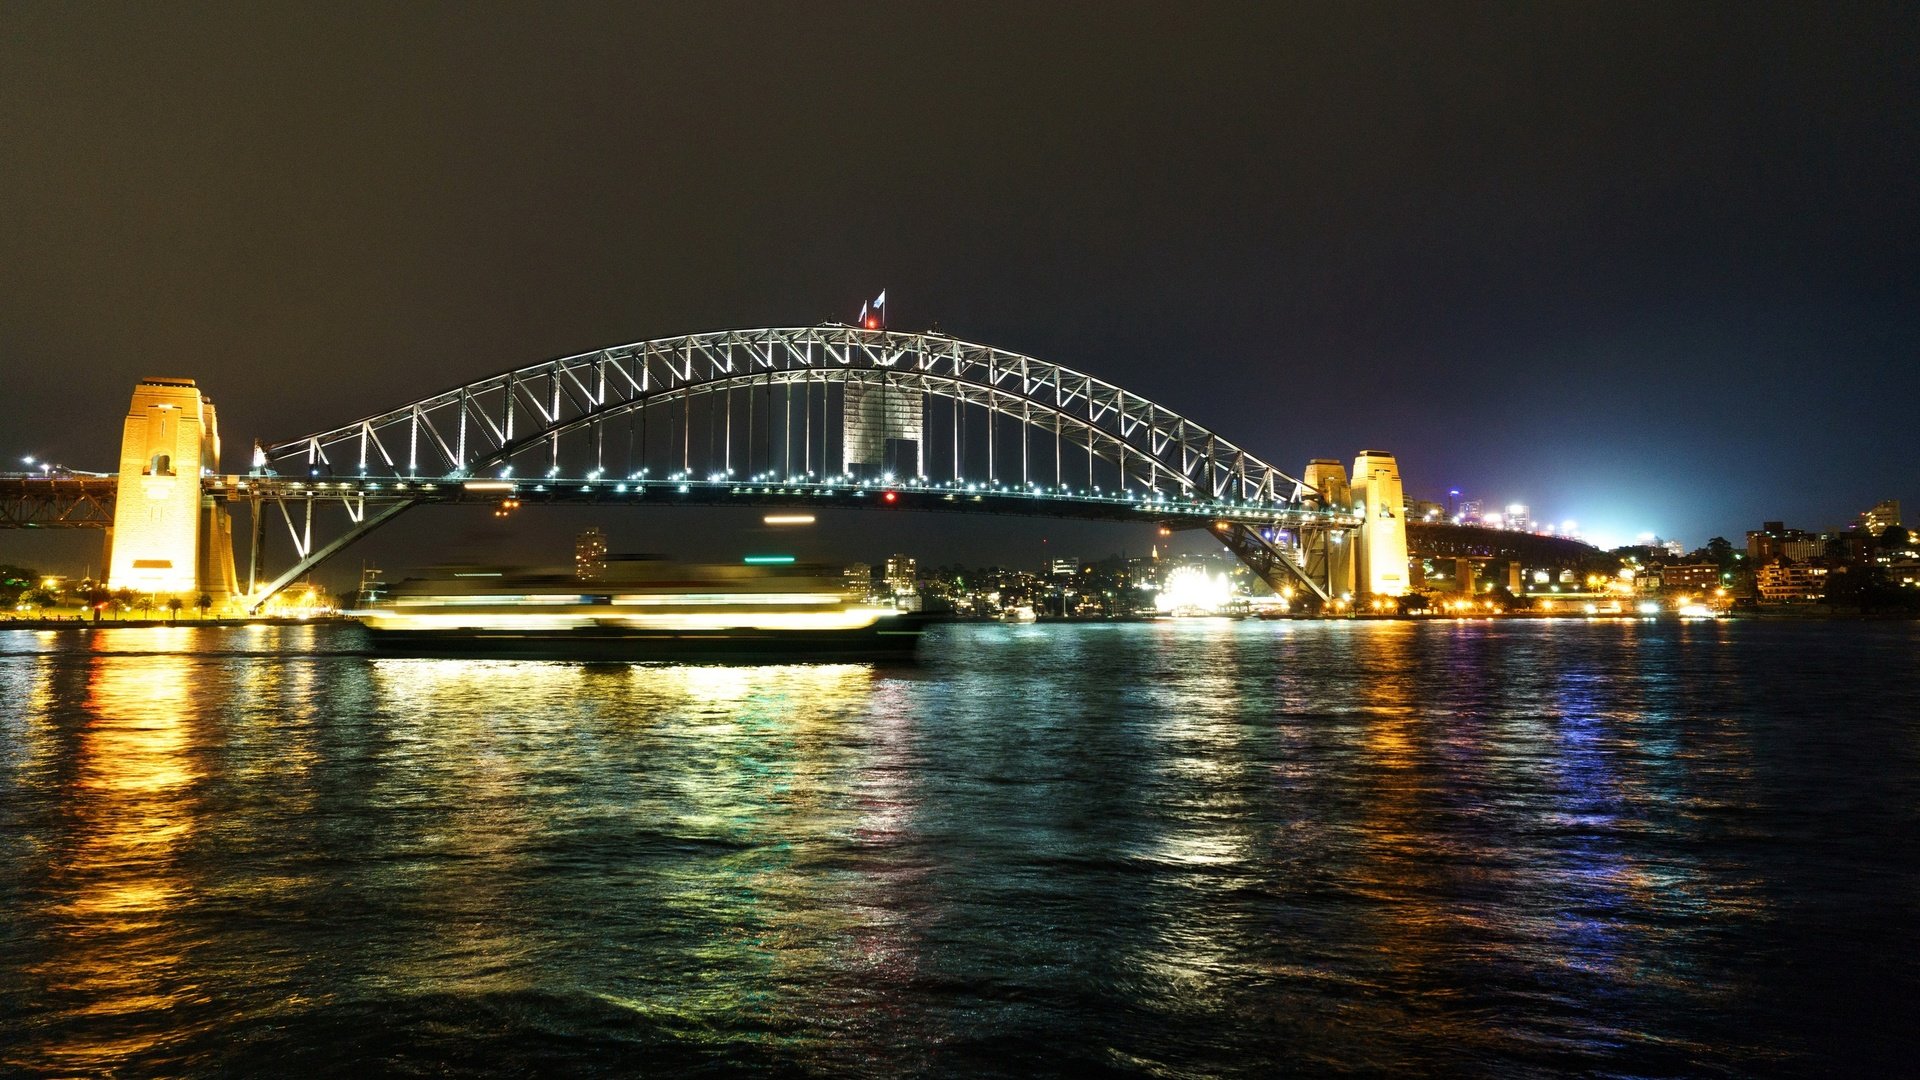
[237,325,1364,610]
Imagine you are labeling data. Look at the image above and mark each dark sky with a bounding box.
[3,3,1915,577]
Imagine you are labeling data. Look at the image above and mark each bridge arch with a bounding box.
[262,326,1308,504]
[240,326,1362,610]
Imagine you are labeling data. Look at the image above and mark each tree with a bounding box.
[0,564,40,608]
[1488,584,1529,611]
[196,593,213,620]
[1705,536,1736,569]
[1822,567,1916,613]
[1824,533,1850,567]
[22,588,56,612]
[112,587,137,619]
[1880,525,1912,553]
[166,596,184,623]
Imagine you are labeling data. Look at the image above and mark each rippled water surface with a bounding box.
[2,619,1917,1077]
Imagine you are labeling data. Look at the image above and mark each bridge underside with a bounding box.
[0,476,116,528]
[218,476,1354,610]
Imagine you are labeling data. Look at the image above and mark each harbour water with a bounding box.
[2,619,1916,1077]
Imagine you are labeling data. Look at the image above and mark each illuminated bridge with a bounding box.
[0,324,1603,611]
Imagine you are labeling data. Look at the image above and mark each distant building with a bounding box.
[1747,523,1822,563]
[1047,557,1081,578]
[1860,499,1902,536]
[842,562,873,598]
[1828,531,1875,566]
[884,554,917,596]
[1756,562,1828,602]
[1660,563,1720,592]
[1662,539,1686,557]
[574,527,607,580]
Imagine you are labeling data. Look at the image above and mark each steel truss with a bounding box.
[0,475,116,528]
[244,326,1363,608]
[262,326,1307,499]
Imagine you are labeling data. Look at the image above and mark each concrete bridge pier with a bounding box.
[105,378,238,601]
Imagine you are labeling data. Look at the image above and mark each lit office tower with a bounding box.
[106,377,237,598]
[843,380,922,477]
[884,554,918,595]
[1861,499,1902,535]
[575,527,608,580]
[1349,450,1408,598]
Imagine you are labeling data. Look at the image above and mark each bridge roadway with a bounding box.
[0,471,1357,530]
[0,473,116,527]
[1,474,1606,572]
[208,473,1359,527]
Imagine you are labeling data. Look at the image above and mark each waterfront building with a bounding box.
[1660,563,1721,592]
[574,527,608,580]
[1755,561,1828,602]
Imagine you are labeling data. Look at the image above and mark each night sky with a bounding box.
[3,4,1914,578]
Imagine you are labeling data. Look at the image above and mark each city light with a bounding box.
[743,554,796,565]
[1156,566,1232,614]
[763,514,815,526]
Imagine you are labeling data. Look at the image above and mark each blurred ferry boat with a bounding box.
[353,558,924,662]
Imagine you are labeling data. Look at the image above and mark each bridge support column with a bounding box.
[1350,450,1408,599]
[107,378,237,601]
[1507,561,1524,593]
[246,497,265,596]
[1302,460,1355,600]
[1455,557,1478,593]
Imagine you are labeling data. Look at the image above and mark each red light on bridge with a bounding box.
[883,491,898,504]
[865,316,879,330]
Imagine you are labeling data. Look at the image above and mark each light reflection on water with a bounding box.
[25,653,205,1073]
[0,619,1916,1076]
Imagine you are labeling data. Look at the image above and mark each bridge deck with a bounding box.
[208,474,1363,529]
[0,474,117,527]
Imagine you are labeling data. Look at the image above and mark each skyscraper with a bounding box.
[575,527,608,580]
